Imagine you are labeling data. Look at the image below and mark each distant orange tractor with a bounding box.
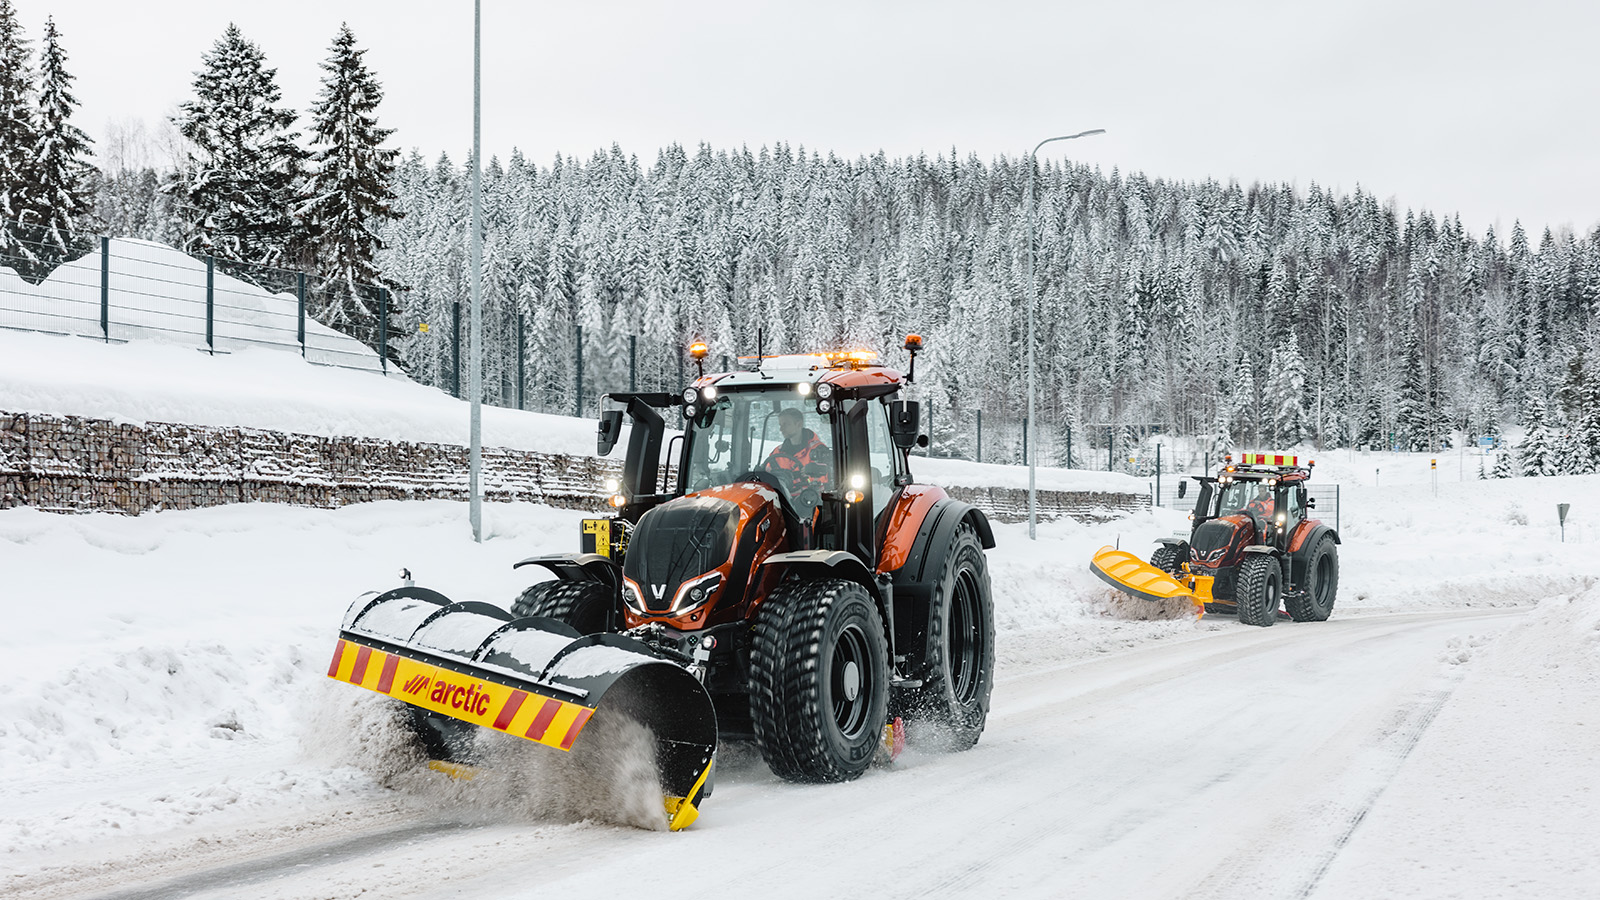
[1092,454,1340,626]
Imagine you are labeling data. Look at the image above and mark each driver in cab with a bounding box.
[763,407,830,497]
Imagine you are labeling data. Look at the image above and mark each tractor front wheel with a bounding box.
[1149,544,1181,575]
[1287,536,1339,622]
[1236,554,1282,627]
[750,578,889,783]
[510,580,614,634]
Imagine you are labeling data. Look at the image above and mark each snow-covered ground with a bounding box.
[1,327,1598,899]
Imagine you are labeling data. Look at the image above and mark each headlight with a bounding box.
[682,388,698,403]
[683,404,697,419]
[622,579,647,614]
[797,382,812,396]
[816,382,834,399]
[702,385,718,402]
[818,399,832,414]
[672,572,723,614]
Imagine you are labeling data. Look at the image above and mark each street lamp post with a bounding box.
[468,0,484,542]
[1027,129,1105,541]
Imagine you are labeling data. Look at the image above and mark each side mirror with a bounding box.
[596,410,624,456]
[888,400,921,450]
[1178,480,1188,499]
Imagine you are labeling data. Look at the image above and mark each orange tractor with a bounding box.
[1091,454,1340,626]
[327,338,996,829]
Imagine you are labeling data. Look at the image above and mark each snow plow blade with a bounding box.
[1090,546,1204,608]
[327,586,716,831]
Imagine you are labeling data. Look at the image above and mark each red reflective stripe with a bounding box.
[327,640,347,677]
[376,653,400,693]
[495,690,528,730]
[525,699,561,740]
[351,645,373,684]
[560,708,594,750]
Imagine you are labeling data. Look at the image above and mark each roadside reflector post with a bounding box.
[1558,503,1570,542]
[296,272,306,357]
[1431,458,1437,497]
[379,287,389,374]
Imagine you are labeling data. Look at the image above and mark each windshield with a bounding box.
[684,387,835,518]
[1218,480,1275,517]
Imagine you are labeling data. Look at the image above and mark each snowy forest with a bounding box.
[3,1,1599,475]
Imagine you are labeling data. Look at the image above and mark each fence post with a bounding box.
[630,334,637,392]
[1108,427,1114,471]
[1336,483,1341,532]
[99,236,109,342]
[1066,424,1072,469]
[378,288,389,374]
[517,313,526,410]
[452,300,462,399]
[1155,444,1162,506]
[1021,416,1028,466]
[976,409,982,463]
[205,255,214,355]
[575,324,584,417]
[296,272,306,357]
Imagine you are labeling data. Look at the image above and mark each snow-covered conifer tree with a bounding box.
[173,24,306,266]
[1265,334,1308,446]
[29,17,93,258]
[302,24,400,335]
[1518,395,1555,476]
[0,0,37,263]
[1492,449,1514,478]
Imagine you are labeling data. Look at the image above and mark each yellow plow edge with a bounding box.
[1089,546,1208,612]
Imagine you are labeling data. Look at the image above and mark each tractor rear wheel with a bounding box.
[903,524,994,750]
[1149,544,1180,574]
[750,578,889,783]
[1236,554,1282,627]
[1287,535,1339,622]
[511,580,613,634]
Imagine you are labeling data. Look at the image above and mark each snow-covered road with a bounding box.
[11,603,1573,900]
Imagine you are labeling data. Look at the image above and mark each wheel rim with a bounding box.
[830,624,873,739]
[948,566,984,705]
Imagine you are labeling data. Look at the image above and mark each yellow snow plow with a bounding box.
[1089,546,1210,612]
[328,585,717,831]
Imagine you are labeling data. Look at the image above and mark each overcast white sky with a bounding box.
[26,0,1600,237]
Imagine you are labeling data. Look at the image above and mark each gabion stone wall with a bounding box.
[0,411,616,514]
[0,410,1149,523]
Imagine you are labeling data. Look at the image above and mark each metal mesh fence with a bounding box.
[0,225,388,374]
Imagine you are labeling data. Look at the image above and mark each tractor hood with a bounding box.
[1188,514,1258,570]
[621,481,788,629]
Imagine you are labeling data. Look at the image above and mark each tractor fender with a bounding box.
[1241,545,1283,557]
[758,550,882,603]
[1154,535,1188,548]
[888,498,994,679]
[1288,523,1340,585]
[513,553,623,592]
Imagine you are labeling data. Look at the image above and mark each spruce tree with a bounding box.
[302,24,400,334]
[30,17,93,258]
[1519,395,1555,476]
[1492,449,1514,478]
[1265,334,1308,446]
[0,0,36,264]
[173,24,306,266]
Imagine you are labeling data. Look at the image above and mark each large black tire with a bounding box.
[902,524,994,750]
[510,580,614,634]
[1149,544,1180,575]
[750,578,889,783]
[1236,554,1282,627]
[1286,535,1339,622]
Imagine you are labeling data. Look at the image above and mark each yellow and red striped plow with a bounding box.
[327,638,595,752]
